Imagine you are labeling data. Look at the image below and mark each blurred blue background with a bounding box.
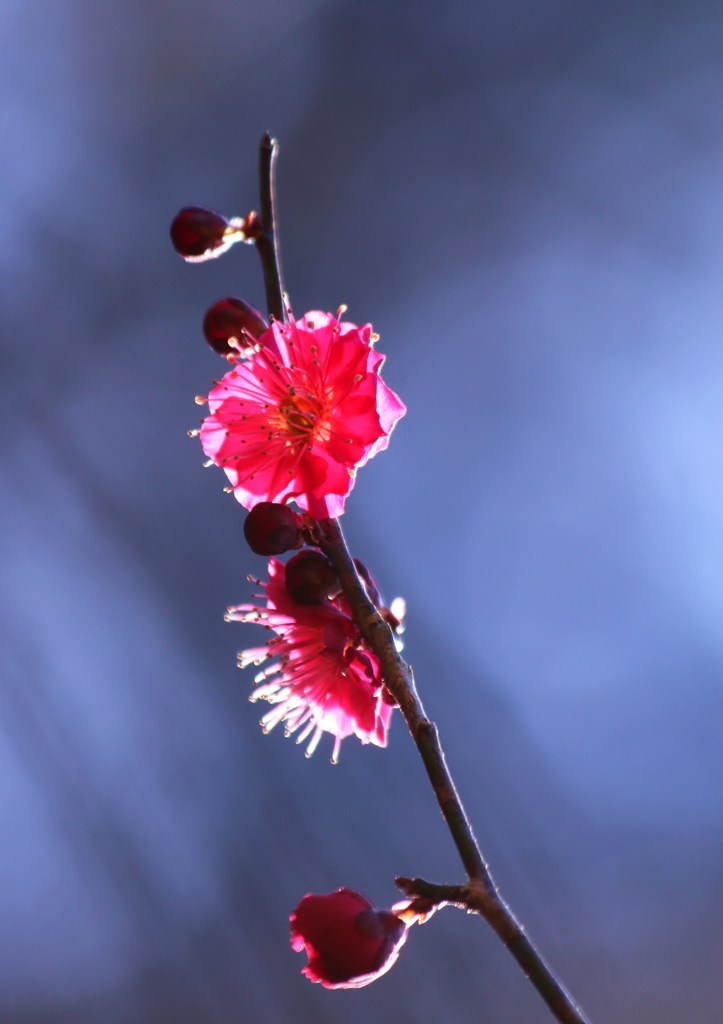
[2,1,722,1021]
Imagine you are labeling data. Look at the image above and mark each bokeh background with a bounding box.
[2,1,723,1021]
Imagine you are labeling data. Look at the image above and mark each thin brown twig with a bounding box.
[252,132,594,1024]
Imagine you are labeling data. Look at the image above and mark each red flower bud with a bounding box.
[285,550,339,605]
[243,502,305,556]
[170,206,247,262]
[290,889,408,989]
[203,297,268,356]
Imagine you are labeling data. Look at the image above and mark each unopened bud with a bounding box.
[290,889,409,989]
[170,206,246,262]
[203,297,268,356]
[285,550,339,605]
[243,502,305,556]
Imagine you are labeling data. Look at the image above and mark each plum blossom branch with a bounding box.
[253,134,593,1024]
[315,519,488,882]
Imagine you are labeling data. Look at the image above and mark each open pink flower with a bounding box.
[199,311,406,518]
[229,558,392,762]
[290,889,408,989]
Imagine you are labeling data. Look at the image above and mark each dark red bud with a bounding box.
[285,550,339,605]
[170,206,238,262]
[203,297,268,356]
[243,502,305,556]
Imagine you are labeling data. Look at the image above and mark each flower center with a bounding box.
[277,390,330,442]
[281,400,317,436]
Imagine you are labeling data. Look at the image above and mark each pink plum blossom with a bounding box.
[290,889,408,989]
[229,557,392,762]
[199,311,406,518]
